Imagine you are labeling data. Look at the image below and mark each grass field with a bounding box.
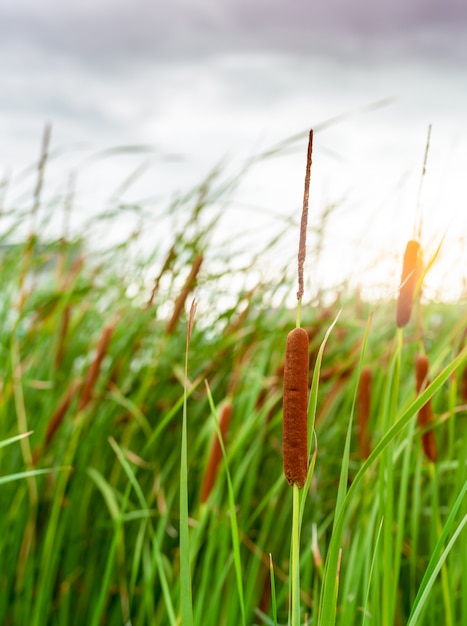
[0,144,466,625]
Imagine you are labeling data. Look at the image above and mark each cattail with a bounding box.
[78,321,116,411]
[414,354,437,462]
[146,244,176,308]
[357,366,372,460]
[55,304,71,369]
[200,402,233,503]
[166,253,203,335]
[396,240,421,328]
[32,377,81,464]
[282,327,309,488]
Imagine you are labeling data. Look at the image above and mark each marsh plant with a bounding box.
[0,128,465,626]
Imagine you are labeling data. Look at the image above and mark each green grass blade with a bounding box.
[179,302,196,626]
[317,313,373,626]
[205,381,246,626]
[269,553,278,626]
[0,467,63,485]
[108,437,177,626]
[0,431,33,449]
[407,482,467,625]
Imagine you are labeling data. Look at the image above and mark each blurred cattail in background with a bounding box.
[282,327,309,488]
[166,253,203,335]
[32,378,82,465]
[414,354,437,462]
[55,304,71,370]
[396,240,421,328]
[146,244,176,308]
[200,401,233,503]
[357,366,372,460]
[78,321,117,411]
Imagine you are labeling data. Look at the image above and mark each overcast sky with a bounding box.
[1,1,466,300]
[2,1,467,58]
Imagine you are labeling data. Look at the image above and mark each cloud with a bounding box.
[1,0,466,72]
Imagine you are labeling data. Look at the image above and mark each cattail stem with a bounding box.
[291,483,301,626]
[296,299,302,329]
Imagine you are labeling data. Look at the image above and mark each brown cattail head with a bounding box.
[200,402,233,503]
[396,240,421,328]
[146,244,176,308]
[32,377,81,465]
[357,366,372,460]
[78,321,116,411]
[282,327,309,488]
[415,354,437,462]
[166,253,203,335]
[55,304,71,369]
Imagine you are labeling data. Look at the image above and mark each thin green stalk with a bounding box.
[291,483,301,626]
[430,463,454,625]
[87,466,132,626]
[205,381,246,626]
[179,303,196,626]
[447,372,457,458]
[407,481,467,625]
[459,426,467,625]
[0,468,60,486]
[270,554,278,626]
[296,299,302,328]
[362,516,385,625]
[0,431,33,449]
[317,313,372,626]
[31,414,85,626]
[381,329,402,626]
[10,334,38,545]
[318,345,466,626]
[392,411,417,615]
[108,437,177,626]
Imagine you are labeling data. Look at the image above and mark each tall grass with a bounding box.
[0,135,465,625]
